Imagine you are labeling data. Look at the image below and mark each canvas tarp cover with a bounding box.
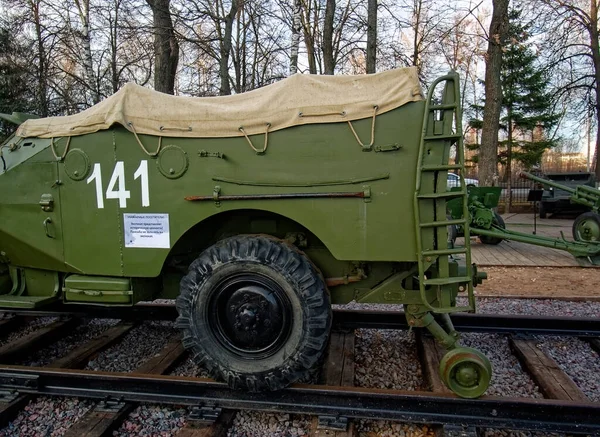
[17,67,423,139]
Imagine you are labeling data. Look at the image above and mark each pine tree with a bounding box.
[468,8,560,181]
[500,9,560,177]
[0,25,34,141]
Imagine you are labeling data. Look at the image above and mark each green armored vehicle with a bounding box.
[0,68,492,397]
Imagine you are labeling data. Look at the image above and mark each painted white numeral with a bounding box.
[105,161,131,208]
[87,163,104,209]
[134,160,150,207]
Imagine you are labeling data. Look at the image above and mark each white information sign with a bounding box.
[124,213,170,249]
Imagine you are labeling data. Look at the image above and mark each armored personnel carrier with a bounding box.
[0,68,492,398]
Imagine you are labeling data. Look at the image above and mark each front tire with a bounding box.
[176,235,331,392]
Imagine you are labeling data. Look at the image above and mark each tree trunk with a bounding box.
[412,0,422,69]
[506,107,513,213]
[301,0,317,74]
[219,0,240,95]
[74,0,99,104]
[30,0,48,117]
[589,0,600,183]
[109,0,120,93]
[146,0,179,95]
[290,0,302,74]
[322,0,335,74]
[366,0,377,74]
[479,0,509,186]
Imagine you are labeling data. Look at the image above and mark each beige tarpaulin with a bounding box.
[17,67,423,139]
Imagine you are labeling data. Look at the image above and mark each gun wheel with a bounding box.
[572,212,600,242]
[176,235,331,392]
[439,347,492,398]
[479,212,505,245]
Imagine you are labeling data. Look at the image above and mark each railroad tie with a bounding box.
[0,321,135,429]
[308,330,356,437]
[509,337,588,402]
[62,334,186,437]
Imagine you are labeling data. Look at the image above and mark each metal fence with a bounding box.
[447,177,538,206]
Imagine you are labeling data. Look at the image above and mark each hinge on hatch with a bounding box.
[39,194,54,212]
[374,143,402,152]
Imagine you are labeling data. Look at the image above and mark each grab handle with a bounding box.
[43,217,54,238]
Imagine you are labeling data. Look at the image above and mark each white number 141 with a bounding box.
[87,160,149,209]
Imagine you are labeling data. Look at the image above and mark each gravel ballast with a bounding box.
[85,321,176,372]
[0,397,93,437]
[0,317,58,348]
[17,318,119,367]
[0,297,595,436]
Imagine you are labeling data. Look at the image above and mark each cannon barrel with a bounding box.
[519,171,576,194]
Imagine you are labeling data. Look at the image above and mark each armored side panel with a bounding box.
[2,104,424,276]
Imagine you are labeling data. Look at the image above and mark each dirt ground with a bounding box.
[475,266,600,299]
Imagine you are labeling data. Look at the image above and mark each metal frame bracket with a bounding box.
[95,397,127,413]
[0,389,19,403]
[0,372,39,389]
[317,415,348,431]
[188,404,223,424]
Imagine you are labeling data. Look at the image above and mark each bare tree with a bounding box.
[479,0,509,186]
[290,0,301,74]
[366,0,376,73]
[73,0,99,103]
[383,0,453,79]
[537,0,600,180]
[322,0,335,74]
[146,0,179,94]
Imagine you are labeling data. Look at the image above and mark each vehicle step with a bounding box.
[0,295,58,309]
[429,103,457,111]
[420,219,466,228]
[423,276,472,286]
[422,248,467,256]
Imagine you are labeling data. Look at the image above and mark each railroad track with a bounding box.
[0,308,597,436]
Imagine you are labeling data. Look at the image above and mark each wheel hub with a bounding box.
[455,364,478,387]
[208,275,292,358]
[577,219,600,241]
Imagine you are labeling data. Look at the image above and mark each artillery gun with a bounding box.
[520,171,600,243]
[1,68,492,398]
[451,178,600,267]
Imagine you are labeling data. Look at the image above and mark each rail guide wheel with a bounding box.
[439,347,492,398]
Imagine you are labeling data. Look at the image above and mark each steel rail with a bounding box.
[0,365,597,434]
[2,306,599,336]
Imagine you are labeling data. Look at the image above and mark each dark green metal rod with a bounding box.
[473,226,600,257]
[520,171,576,194]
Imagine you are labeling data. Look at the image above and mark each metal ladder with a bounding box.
[413,72,475,313]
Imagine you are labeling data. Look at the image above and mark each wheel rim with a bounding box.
[207,273,293,359]
[439,347,492,398]
[574,217,600,242]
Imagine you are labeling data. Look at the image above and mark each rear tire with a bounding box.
[176,235,331,392]
[539,202,547,219]
[479,212,505,245]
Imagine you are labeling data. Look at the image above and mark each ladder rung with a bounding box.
[421,164,463,171]
[417,191,465,199]
[420,219,467,228]
[429,103,457,110]
[423,134,461,141]
[422,248,467,256]
[424,276,472,286]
